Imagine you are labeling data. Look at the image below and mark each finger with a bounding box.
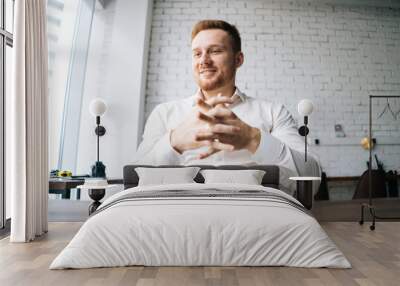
[211,124,240,134]
[198,147,220,159]
[195,136,235,150]
[207,96,235,107]
[210,140,235,151]
[214,94,225,108]
[195,126,239,142]
[195,132,216,142]
[212,134,237,147]
[197,141,234,160]
[196,98,212,113]
[196,111,215,124]
[208,106,237,119]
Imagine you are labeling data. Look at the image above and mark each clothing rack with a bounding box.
[359,95,400,230]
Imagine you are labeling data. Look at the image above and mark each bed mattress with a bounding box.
[50,183,350,269]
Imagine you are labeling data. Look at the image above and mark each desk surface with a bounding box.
[49,178,123,190]
[327,175,400,182]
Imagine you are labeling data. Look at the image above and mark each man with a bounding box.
[134,20,320,194]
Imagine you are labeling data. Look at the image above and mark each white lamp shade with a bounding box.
[89,98,107,117]
[297,99,314,116]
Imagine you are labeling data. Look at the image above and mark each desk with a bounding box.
[49,178,123,199]
[327,175,400,182]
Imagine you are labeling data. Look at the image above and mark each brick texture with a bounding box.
[144,0,400,176]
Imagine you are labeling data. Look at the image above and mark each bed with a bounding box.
[50,165,350,269]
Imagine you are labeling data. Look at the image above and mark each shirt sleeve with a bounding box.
[133,105,181,165]
[251,104,321,195]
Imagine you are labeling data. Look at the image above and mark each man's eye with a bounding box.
[210,49,222,54]
[193,52,201,58]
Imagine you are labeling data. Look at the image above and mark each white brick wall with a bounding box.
[145,0,400,176]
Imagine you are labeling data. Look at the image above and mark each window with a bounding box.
[0,0,14,231]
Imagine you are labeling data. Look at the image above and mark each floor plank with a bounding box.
[0,222,399,286]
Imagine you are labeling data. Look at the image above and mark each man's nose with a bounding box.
[199,52,211,65]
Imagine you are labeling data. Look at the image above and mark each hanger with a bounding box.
[377,98,397,120]
[395,106,400,119]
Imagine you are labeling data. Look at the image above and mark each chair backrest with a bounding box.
[352,169,386,199]
[123,165,280,190]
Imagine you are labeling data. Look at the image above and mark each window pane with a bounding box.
[47,0,78,174]
[5,43,12,219]
[5,0,14,33]
[47,0,84,202]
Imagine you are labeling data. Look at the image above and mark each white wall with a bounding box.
[144,0,400,176]
[76,0,153,178]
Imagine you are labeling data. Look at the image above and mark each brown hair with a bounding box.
[191,20,242,53]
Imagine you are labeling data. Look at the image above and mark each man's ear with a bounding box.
[235,52,244,68]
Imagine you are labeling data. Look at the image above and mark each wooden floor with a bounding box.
[0,222,399,286]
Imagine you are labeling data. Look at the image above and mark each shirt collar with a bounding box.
[190,87,247,107]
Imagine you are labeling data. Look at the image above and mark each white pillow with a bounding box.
[200,169,266,185]
[135,167,200,186]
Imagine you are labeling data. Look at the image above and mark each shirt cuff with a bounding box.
[152,132,181,164]
[252,130,283,164]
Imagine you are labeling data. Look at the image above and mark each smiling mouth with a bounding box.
[200,69,217,74]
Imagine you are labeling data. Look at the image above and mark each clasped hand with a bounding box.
[170,94,260,159]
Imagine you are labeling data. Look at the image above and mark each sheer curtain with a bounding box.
[10,0,48,242]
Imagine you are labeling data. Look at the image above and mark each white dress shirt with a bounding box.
[133,88,321,195]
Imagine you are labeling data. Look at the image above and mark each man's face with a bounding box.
[191,29,242,92]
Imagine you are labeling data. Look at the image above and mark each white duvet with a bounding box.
[50,183,351,269]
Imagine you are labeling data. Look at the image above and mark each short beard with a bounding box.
[196,68,237,92]
[197,75,226,91]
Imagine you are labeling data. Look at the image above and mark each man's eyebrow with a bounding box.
[192,44,226,51]
[207,44,225,49]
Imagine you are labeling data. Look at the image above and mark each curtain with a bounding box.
[10,0,48,242]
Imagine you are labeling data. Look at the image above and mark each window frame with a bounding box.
[0,0,13,231]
